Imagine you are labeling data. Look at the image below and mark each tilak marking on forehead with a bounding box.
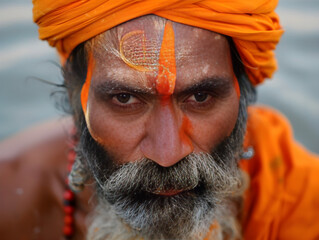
[156,21,176,95]
[119,30,159,72]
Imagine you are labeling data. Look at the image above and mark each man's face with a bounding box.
[84,17,239,168]
[79,16,245,239]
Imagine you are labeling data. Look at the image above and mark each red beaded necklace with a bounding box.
[63,140,77,239]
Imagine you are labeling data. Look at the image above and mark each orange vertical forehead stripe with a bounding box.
[81,52,95,115]
[156,21,176,95]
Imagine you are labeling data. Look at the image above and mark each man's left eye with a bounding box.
[188,92,210,103]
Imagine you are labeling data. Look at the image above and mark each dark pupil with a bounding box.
[116,93,131,103]
[194,92,208,102]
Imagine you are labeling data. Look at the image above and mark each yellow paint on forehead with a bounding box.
[119,30,158,72]
[156,21,176,95]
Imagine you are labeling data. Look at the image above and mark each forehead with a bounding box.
[90,15,233,90]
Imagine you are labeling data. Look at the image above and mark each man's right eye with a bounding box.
[112,93,141,106]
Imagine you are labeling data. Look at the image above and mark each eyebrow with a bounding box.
[93,76,233,98]
[93,80,154,98]
[176,76,233,98]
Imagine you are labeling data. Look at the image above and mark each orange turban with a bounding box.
[33,0,284,85]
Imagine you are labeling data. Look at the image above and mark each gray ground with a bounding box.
[0,0,318,153]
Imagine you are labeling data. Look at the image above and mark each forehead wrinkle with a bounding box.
[92,27,122,60]
[174,24,229,66]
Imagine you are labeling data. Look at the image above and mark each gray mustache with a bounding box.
[101,152,240,198]
[107,158,199,194]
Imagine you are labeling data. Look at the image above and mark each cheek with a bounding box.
[85,101,146,163]
[189,93,239,153]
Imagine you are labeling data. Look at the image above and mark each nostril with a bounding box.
[140,133,194,168]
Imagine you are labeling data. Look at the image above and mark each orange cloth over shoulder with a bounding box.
[32,0,283,85]
[239,106,319,239]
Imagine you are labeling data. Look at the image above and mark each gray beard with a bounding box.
[86,154,247,240]
[77,96,248,240]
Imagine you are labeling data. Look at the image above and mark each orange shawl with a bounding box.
[33,0,283,85]
[240,106,319,239]
[204,106,319,239]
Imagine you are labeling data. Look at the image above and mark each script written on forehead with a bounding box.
[119,21,176,95]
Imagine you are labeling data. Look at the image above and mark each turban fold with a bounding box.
[33,0,284,85]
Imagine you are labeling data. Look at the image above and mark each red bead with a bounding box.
[67,163,73,172]
[68,151,76,163]
[64,215,74,225]
[63,225,74,236]
[64,190,74,201]
[64,206,75,214]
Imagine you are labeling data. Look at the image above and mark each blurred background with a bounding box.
[0,0,318,153]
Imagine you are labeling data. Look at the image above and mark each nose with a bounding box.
[140,102,193,167]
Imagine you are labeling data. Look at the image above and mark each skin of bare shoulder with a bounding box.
[0,117,92,240]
